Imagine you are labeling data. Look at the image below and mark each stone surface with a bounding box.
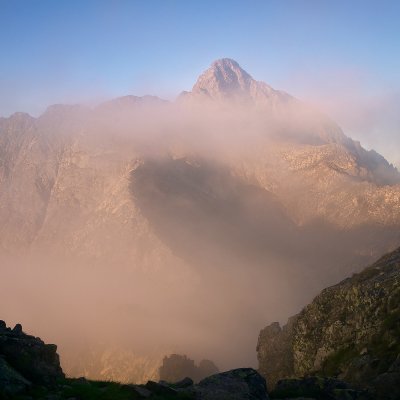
[0,321,64,385]
[257,247,400,397]
[0,356,31,395]
[195,368,269,400]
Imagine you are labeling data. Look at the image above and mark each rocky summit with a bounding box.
[187,58,291,106]
[257,246,400,399]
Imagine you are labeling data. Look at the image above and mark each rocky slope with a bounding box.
[1,58,400,381]
[0,320,64,395]
[257,247,400,399]
[0,320,374,400]
[0,319,269,399]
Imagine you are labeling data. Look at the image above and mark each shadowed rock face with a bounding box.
[0,320,64,395]
[130,156,400,284]
[257,247,400,399]
[130,157,296,271]
[196,368,269,400]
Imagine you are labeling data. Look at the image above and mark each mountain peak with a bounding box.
[187,58,288,106]
[211,58,244,70]
[192,58,254,99]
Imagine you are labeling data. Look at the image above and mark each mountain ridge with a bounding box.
[1,58,400,383]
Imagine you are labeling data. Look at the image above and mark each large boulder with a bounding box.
[0,320,64,386]
[195,368,269,400]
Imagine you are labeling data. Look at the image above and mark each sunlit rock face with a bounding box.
[257,247,400,399]
[0,59,400,383]
[192,58,289,104]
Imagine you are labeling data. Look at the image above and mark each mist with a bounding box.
[281,69,400,169]
[0,93,399,383]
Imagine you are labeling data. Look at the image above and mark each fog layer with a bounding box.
[1,92,399,381]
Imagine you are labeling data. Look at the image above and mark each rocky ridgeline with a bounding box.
[0,320,64,394]
[0,322,268,399]
[0,319,372,400]
[257,247,400,399]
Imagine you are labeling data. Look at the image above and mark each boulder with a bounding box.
[195,368,269,400]
[0,321,64,385]
[172,376,194,388]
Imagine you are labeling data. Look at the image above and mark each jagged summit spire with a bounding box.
[184,58,293,107]
[210,58,247,72]
[192,58,254,99]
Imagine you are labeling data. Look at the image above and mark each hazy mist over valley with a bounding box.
[1,5,400,397]
[1,57,400,383]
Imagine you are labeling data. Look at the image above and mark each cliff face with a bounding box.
[257,247,400,398]
[0,320,64,395]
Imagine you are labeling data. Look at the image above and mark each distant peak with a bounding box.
[184,58,290,106]
[192,58,254,99]
[211,58,242,69]
[209,58,252,79]
[9,112,35,121]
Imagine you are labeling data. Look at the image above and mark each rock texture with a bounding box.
[187,58,291,108]
[195,368,269,400]
[0,320,64,395]
[0,323,269,400]
[257,247,400,398]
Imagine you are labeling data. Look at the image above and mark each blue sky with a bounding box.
[1,0,399,163]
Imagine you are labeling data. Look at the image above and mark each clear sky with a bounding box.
[1,0,399,164]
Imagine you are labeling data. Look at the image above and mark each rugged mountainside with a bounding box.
[1,58,400,382]
[257,247,400,399]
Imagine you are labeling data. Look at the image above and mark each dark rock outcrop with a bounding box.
[0,320,268,399]
[0,320,64,395]
[257,247,400,397]
[123,368,268,399]
[195,368,269,400]
[0,356,31,395]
